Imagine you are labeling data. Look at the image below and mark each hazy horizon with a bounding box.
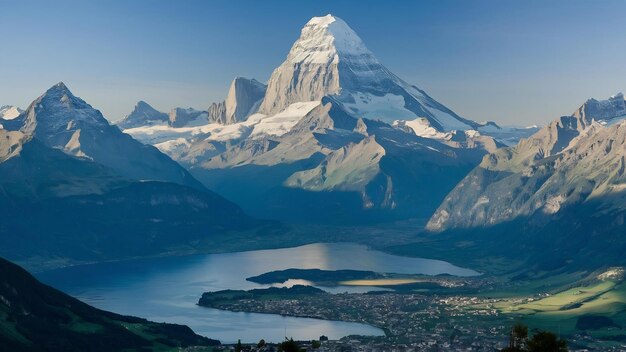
[2,0,626,126]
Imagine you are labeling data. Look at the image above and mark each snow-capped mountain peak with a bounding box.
[39,82,92,111]
[259,14,482,135]
[136,100,153,110]
[50,81,69,92]
[260,14,390,115]
[117,101,168,129]
[287,14,375,65]
[14,82,109,137]
[44,82,81,106]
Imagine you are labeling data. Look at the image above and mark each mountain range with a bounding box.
[0,83,261,267]
[120,14,533,223]
[3,13,625,272]
[122,8,626,270]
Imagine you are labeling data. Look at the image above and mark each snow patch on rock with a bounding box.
[0,105,22,120]
[251,101,321,137]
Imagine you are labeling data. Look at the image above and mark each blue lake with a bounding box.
[37,242,478,343]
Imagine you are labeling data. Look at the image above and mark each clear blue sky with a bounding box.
[1,0,625,126]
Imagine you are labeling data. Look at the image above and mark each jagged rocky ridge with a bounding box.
[118,80,266,128]
[427,93,626,231]
[116,101,169,129]
[208,77,266,124]
[117,102,211,129]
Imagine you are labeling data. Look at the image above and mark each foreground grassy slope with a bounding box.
[0,257,219,352]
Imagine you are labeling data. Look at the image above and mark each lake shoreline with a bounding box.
[36,242,475,343]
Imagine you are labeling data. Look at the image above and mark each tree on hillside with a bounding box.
[501,324,567,352]
[279,337,304,352]
[257,339,266,348]
[236,339,243,352]
[311,339,321,349]
[527,331,568,352]
[502,322,528,351]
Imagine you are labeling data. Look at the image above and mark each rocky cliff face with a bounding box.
[0,129,25,162]
[208,77,266,124]
[207,101,227,124]
[168,107,208,127]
